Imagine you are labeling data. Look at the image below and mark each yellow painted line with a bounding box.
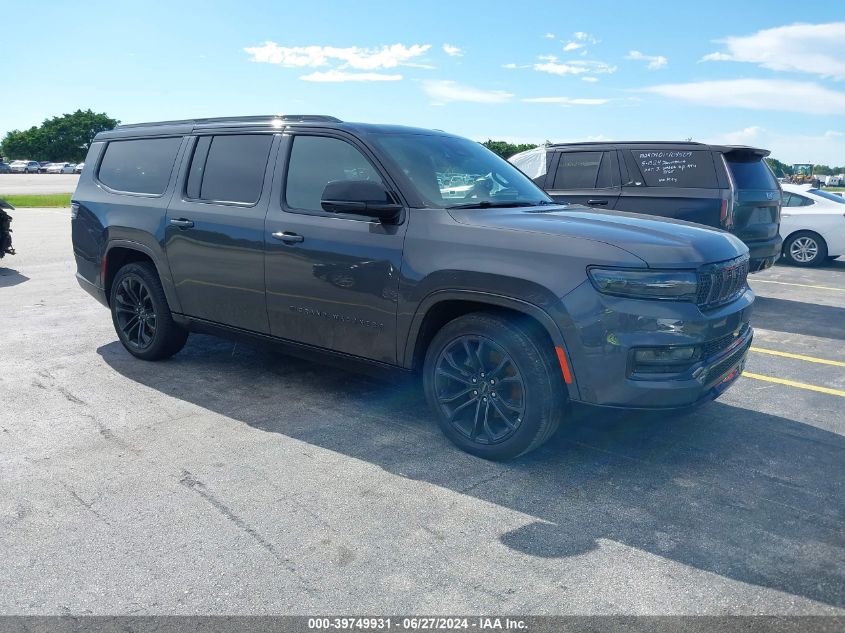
[743,372,845,397]
[750,347,845,368]
[752,279,844,292]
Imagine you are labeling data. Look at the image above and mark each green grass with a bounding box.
[0,193,72,207]
[825,186,845,192]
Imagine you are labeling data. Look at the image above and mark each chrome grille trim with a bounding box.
[696,255,750,309]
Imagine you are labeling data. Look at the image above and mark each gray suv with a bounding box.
[71,115,754,460]
[510,142,782,272]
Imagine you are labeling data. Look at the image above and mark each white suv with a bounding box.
[9,160,40,174]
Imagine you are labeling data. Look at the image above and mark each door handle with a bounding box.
[272,231,304,244]
[587,199,609,206]
[169,218,194,228]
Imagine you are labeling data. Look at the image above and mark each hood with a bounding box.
[448,204,749,268]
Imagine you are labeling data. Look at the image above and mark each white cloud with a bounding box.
[534,58,616,76]
[543,32,556,39]
[299,70,402,82]
[523,96,610,105]
[502,63,519,69]
[707,126,845,165]
[581,76,599,83]
[641,79,845,115]
[423,80,513,104]
[700,22,845,79]
[561,31,599,53]
[442,43,463,57]
[244,42,431,70]
[626,50,667,69]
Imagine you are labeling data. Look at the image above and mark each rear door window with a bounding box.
[632,149,718,188]
[725,156,778,190]
[98,137,182,194]
[551,151,604,189]
[186,134,273,205]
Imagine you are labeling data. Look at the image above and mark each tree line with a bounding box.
[1,110,119,163]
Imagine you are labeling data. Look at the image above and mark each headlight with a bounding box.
[588,267,698,301]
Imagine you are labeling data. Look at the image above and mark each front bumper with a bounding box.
[561,281,754,409]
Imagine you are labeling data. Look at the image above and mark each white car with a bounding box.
[9,160,40,174]
[779,183,845,266]
[73,162,85,174]
[45,162,76,174]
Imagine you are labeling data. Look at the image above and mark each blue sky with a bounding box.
[2,0,843,164]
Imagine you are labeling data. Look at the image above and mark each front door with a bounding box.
[264,132,407,364]
[165,133,277,333]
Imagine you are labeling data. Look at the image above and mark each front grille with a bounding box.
[707,339,751,385]
[696,255,750,309]
[701,323,750,359]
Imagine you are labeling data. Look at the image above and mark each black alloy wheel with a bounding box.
[109,261,188,360]
[433,335,526,445]
[114,275,157,351]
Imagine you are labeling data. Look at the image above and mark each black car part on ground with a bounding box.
[0,199,14,258]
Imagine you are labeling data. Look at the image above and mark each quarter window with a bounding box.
[285,135,385,212]
[98,137,182,194]
[186,134,273,204]
[783,192,814,207]
[632,149,718,188]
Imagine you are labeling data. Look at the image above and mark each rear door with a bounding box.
[615,147,723,227]
[722,149,781,245]
[545,149,620,208]
[164,132,277,333]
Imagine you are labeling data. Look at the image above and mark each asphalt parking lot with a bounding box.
[0,174,79,195]
[1,207,843,615]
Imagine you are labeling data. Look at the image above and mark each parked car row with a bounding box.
[0,160,84,173]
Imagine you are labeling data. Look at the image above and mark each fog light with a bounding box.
[634,346,700,364]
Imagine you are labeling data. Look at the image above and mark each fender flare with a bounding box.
[104,239,183,314]
[402,289,580,400]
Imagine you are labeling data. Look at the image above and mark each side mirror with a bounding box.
[320,180,402,222]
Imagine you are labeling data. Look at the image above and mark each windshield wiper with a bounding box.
[445,200,546,210]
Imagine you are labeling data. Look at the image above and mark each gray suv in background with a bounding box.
[511,142,782,272]
[72,116,753,459]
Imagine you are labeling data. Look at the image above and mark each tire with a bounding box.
[783,231,828,267]
[109,262,188,360]
[423,311,567,460]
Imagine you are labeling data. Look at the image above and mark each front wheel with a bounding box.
[423,312,567,460]
[783,231,828,267]
[110,262,188,360]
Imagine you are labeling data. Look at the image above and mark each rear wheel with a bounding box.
[783,231,828,267]
[423,312,566,460]
[110,262,188,360]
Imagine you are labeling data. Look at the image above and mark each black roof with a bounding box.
[94,115,459,141]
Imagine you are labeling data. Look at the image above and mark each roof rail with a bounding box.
[116,114,342,129]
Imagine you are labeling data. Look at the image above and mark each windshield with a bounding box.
[372,133,552,209]
[808,188,845,204]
